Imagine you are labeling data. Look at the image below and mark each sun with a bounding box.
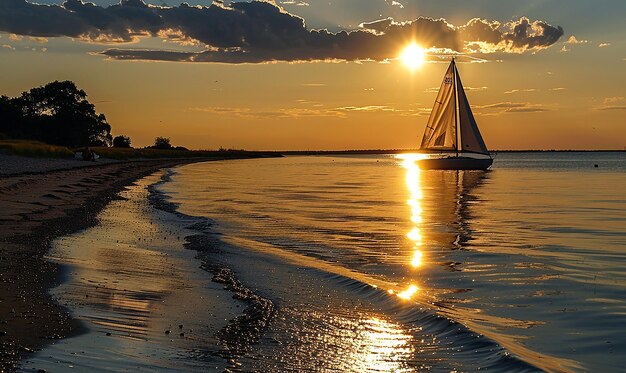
[400,43,426,70]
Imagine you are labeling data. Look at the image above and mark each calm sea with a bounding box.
[158,152,626,372]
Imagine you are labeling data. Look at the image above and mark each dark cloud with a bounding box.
[503,18,564,52]
[0,0,564,63]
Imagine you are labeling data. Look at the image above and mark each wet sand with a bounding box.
[20,172,243,372]
[0,157,250,371]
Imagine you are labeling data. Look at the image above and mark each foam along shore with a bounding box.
[0,155,275,371]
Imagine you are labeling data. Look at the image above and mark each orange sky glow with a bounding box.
[1,0,624,150]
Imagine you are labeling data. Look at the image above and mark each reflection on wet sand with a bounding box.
[22,172,239,372]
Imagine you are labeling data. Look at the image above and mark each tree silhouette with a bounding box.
[0,81,112,147]
[0,95,23,138]
[153,137,172,149]
[113,135,132,148]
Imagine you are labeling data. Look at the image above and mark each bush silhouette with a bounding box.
[113,135,132,148]
[153,137,172,149]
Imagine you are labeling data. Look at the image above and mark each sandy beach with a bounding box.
[0,155,256,371]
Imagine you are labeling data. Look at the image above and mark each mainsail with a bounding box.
[419,62,457,151]
[420,59,489,156]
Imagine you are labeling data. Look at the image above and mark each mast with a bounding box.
[453,58,460,157]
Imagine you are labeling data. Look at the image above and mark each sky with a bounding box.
[0,0,625,150]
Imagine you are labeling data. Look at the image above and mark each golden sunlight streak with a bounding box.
[400,43,426,70]
[350,317,414,371]
[407,227,422,242]
[397,285,419,300]
[411,250,423,268]
[395,154,427,298]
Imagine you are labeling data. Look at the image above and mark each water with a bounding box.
[24,153,626,372]
[157,152,626,372]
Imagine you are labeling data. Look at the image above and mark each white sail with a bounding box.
[419,62,457,151]
[420,59,489,156]
[456,71,489,155]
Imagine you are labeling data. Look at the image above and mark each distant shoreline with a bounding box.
[280,149,626,155]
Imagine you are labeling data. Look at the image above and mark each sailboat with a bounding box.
[418,58,493,170]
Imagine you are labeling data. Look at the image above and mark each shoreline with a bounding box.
[148,173,276,367]
[0,157,267,371]
[279,149,626,155]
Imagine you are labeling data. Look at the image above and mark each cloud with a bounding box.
[385,0,404,9]
[465,86,488,91]
[2,44,15,50]
[549,87,566,91]
[565,36,588,44]
[597,106,626,111]
[190,106,348,119]
[505,107,550,113]
[596,96,626,111]
[561,35,588,52]
[504,88,536,94]
[280,1,309,6]
[425,85,487,93]
[474,101,550,114]
[598,42,610,48]
[604,97,624,105]
[0,0,564,63]
[29,36,48,43]
[189,104,422,118]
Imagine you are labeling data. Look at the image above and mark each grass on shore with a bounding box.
[0,140,74,158]
[0,140,280,160]
[90,147,279,160]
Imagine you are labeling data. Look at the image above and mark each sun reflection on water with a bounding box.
[397,285,419,300]
[351,317,415,372]
[395,154,427,300]
[410,250,423,268]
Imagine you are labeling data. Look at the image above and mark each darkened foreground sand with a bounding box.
[0,156,262,371]
[0,154,120,176]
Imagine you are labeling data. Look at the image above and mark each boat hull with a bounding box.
[418,157,493,170]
